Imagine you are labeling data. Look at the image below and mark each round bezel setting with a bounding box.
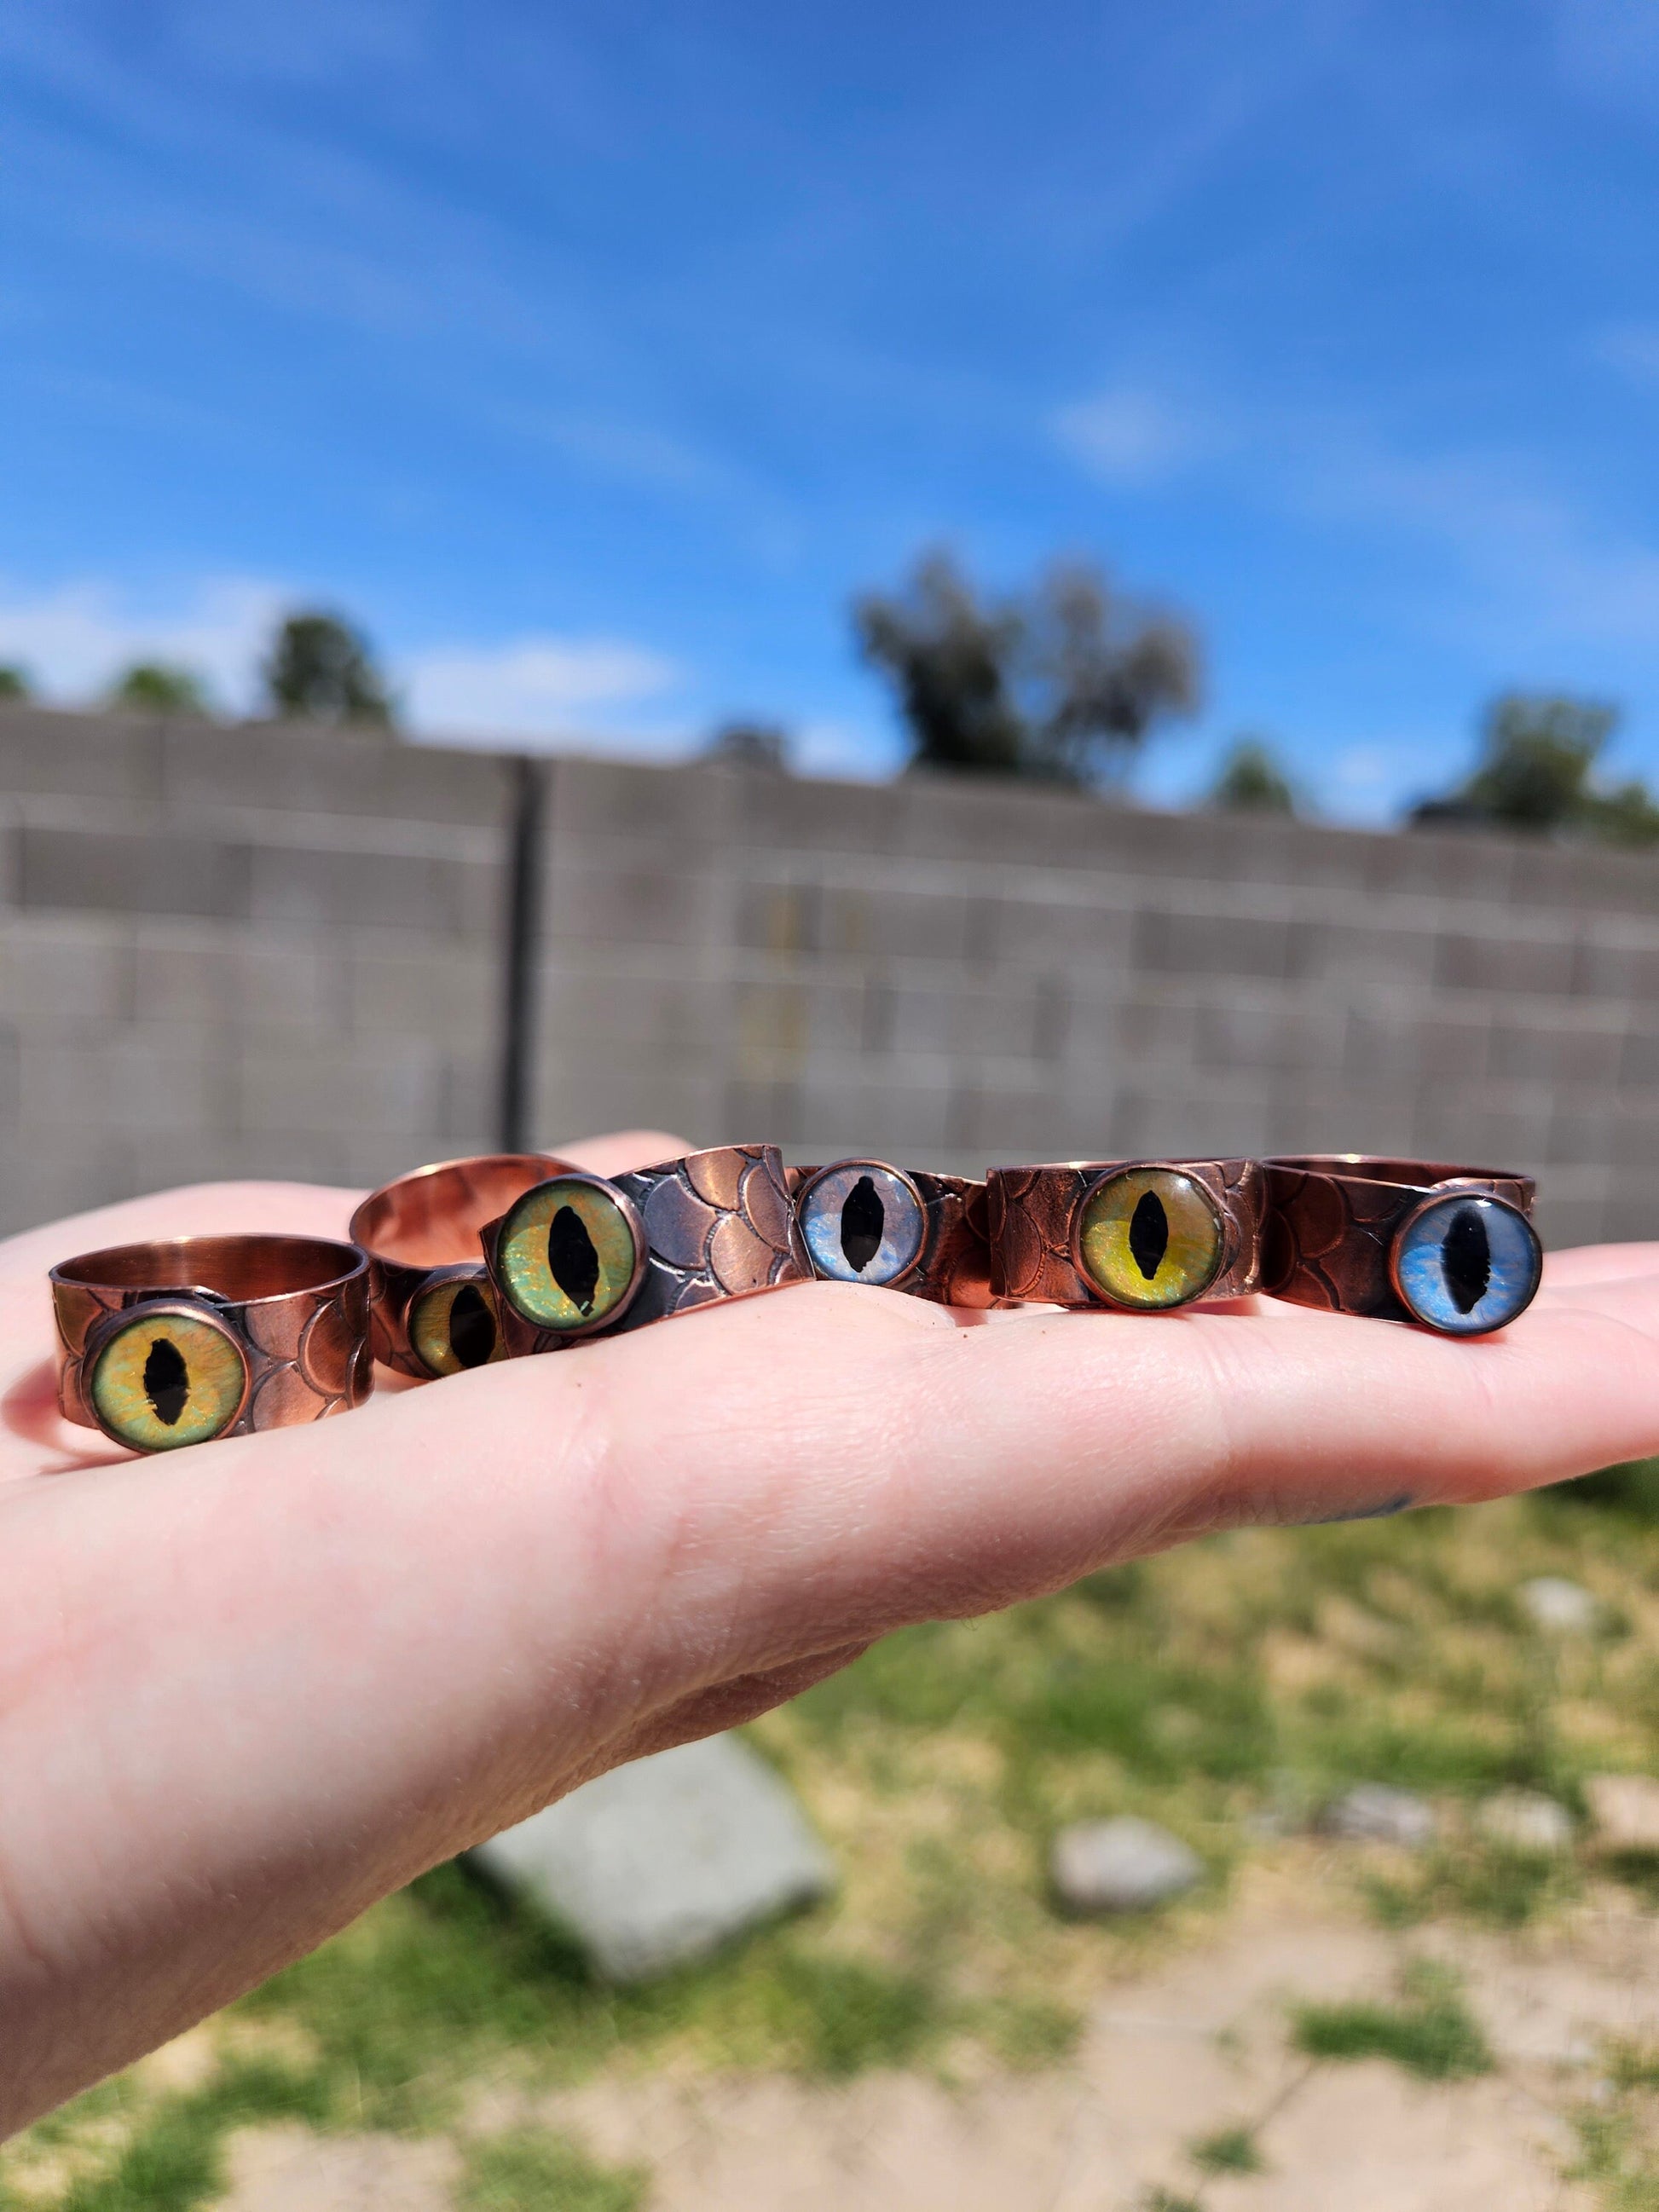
[1388,1189,1543,1337]
[795,1159,928,1287]
[1072,1164,1227,1312]
[84,1297,251,1452]
[493,1173,647,1335]
[407,1267,510,1377]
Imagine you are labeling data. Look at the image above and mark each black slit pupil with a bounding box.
[1128,1190,1170,1280]
[448,1282,496,1367]
[1440,1204,1491,1314]
[548,1205,602,1315]
[143,1337,190,1426]
[840,1175,887,1273]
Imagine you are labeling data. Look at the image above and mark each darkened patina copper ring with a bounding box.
[350,1152,576,1378]
[481,1142,810,1348]
[50,1235,373,1453]
[987,1159,1266,1311]
[788,1161,994,1307]
[1261,1155,1542,1335]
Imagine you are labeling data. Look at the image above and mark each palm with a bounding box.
[3,1130,1658,2134]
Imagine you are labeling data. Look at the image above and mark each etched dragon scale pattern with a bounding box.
[989,1159,1265,1306]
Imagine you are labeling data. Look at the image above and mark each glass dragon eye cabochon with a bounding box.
[1390,1192,1542,1335]
[88,1304,250,1451]
[494,1175,643,1332]
[798,1162,927,1285]
[408,1273,508,1375]
[1076,1166,1225,1311]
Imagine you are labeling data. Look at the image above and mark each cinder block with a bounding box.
[1290,919,1439,988]
[1134,907,1290,981]
[163,723,513,829]
[1344,1008,1491,1086]
[249,841,501,937]
[1194,997,1347,1076]
[1488,1018,1625,1087]
[1435,930,1576,997]
[1107,1081,1273,1158]
[735,771,911,859]
[1263,1074,1420,1158]
[1410,1083,1553,1166]
[1571,935,1659,1002]
[343,945,497,1042]
[19,1027,234,1134]
[20,826,251,918]
[991,893,1136,970]
[237,1041,444,1140]
[131,926,337,1031]
[815,885,973,964]
[1364,829,1517,904]
[545,860,714,950]
[0,918,134,1022]
[551,757,737,850]
[0,707,164,801]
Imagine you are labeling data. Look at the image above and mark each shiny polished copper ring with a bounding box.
[350,1152,575,1378]
[788,1161,994,1307]
[482,1142,809,1347]
[1262,1155,1542,1335]
[50,1235,372,1453]
[987,1158,1266,1312]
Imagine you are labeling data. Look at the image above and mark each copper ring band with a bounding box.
[482,1142,809,1348]
[50,1234,373,1453]
[788,1161,994,1307]
[350,1152,576,1377]
[1260,1154,1542,1332]
[987,1158,1266,1310]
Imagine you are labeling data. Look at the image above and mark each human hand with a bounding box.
[3,1130,1657,2132]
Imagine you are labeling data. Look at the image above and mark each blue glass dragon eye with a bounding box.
[1391,1193,1542,1336]
[798,1162,926,1286]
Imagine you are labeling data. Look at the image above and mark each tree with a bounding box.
[1211,736,1297,815]
[107,662,210,715]
[0,666,32,701]
[703,720,790,771]
[853,549,1199,786]
[1408,692,1658,845]
[263,611,394,727]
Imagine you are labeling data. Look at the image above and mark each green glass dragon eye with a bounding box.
[495,1175,641,1332]
[88,1307,248,1451]
[408,1274,508,1376]
[1076,1167,1225,1311]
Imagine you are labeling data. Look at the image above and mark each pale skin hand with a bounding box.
[3,1132,1658,2136]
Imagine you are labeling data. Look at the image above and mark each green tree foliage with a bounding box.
[107,661,211,715]
[703,719,790,771]
[0,663,32,700]
[263,610,395,727]
[854,550,1199,786]
[1211,736,1297,815]
[1413,692,1659,845]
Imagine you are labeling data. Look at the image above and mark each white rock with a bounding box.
[1586,1774,1659,1856]
[1519,1577,1598,1634]
[1476,1789,1575,1855]
[1050,1816,1203,1913]
[1321,1784,1437,1849]
[468,1733,835,1983]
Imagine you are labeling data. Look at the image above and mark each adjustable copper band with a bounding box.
[987,1158,1266,1311]
[51,1234,372,1452]
[1261,1155,1542,1334]
[482,1142,809,1348]
[788,1162,994,1306]
[350,1152,574,1377]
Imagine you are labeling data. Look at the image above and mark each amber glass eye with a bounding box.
[408,1274,508,1376]
[495,1175,642,1332]
[87,1306,249,1451]
[1076,1167,1225,1311]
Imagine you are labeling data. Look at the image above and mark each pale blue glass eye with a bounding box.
[799,1163,926,1286]
[1393,1193,1541,1335]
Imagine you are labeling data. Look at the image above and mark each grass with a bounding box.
[1292,1962,1493,2081]
[460,2130,646,2212]
[6,1470,1659,2208]
[1568,2042,1659,2210]
[1188,2122,1266,2174]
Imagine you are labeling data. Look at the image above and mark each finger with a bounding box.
[1541,1240,1659,1287]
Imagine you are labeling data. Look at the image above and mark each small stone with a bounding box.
[1320,1784,1437,1850]
[1477,1789,1575,1855]
[1050,1816,1203,1914]
[1519,1577,1598,1634]
[1586,1774,1659,1856]
[467,1733,835,1983]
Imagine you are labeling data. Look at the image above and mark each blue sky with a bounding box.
[3,0,1658,817]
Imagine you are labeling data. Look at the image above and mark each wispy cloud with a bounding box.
[403,635,685,746]
[1051,385,1217,488]
[0,575,285,709]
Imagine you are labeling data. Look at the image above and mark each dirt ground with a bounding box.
[209,1866,1659,2211]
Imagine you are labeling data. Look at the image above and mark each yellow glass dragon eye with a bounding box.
[408,1275,508,1376]
[495,1176,641,1332]
[88,1307,248,1451]
[1076,1167,1225,1311]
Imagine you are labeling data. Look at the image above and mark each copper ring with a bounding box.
[788,1161,994,1307]
[987,1159,1266,1311]
[50,1235,373,1453]
[1261,1155,1542,1334]
[350,1152,577,1377]
[482,1142,809,1348]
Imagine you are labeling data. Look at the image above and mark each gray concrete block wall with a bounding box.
[3,707,1659,1250]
